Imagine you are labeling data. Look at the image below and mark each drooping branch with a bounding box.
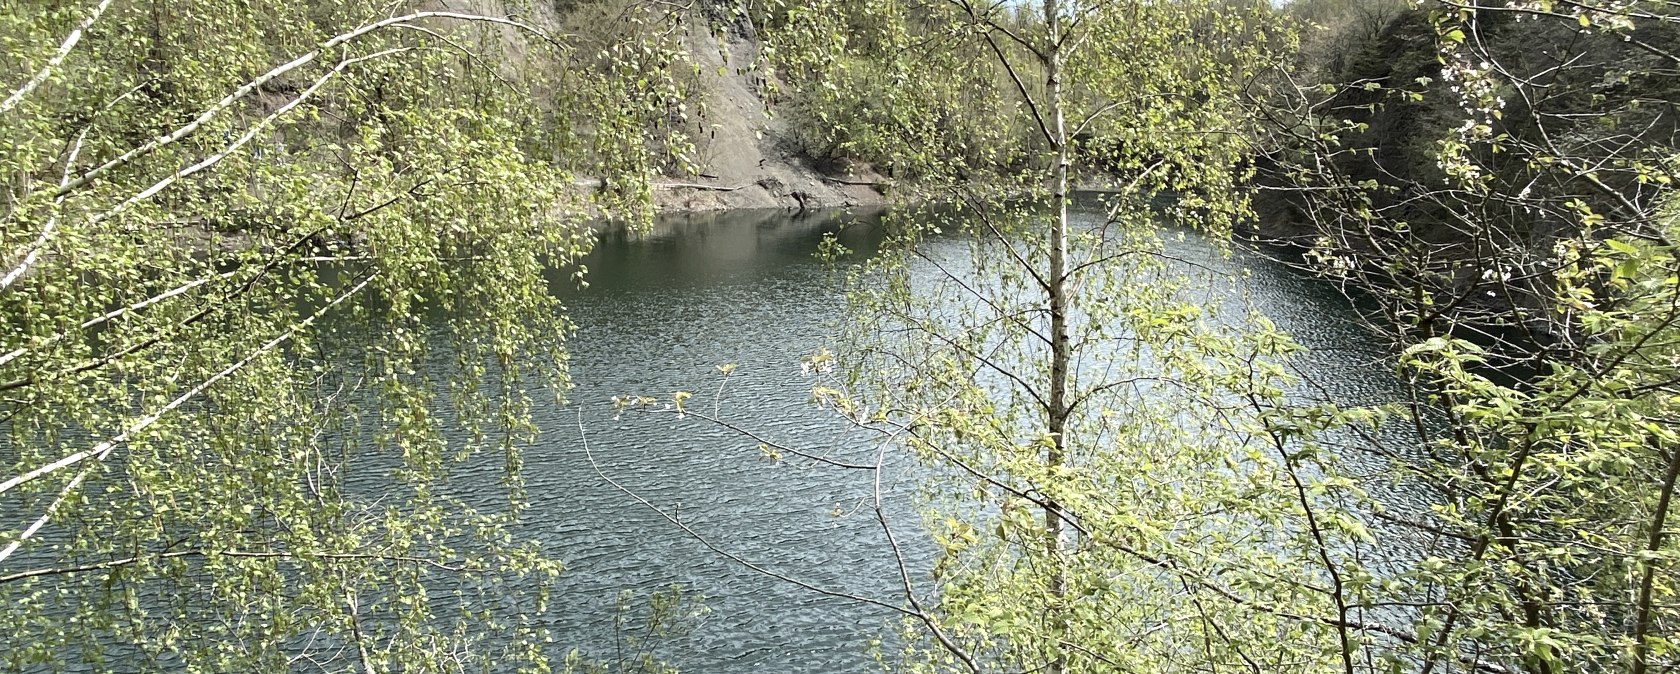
[0,272,229,369]
[0,464,93,565]
[977,31,1057,148]
[863,420,981,673]
[577,412,922,620]
[0,271,378,498]
[52,11,563,201]
[82,46,415,229]
[0,0,114,116]
[0,127,86,292]
[0,547,465,585]
[949,0,1048,61]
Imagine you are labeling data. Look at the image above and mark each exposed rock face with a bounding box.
[652,25,886,213]
[451,0,885,214]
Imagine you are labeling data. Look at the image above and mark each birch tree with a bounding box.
[1,1,697,670]
[741,1,1400,671]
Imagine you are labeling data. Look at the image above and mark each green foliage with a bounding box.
[6,1,1671,673]
[1252,0,1680,672]
[0,1,693,671]
[549,0,711,225]
[563,585,708,674]
[750,0,1036,181]
[767,0,1680,672]
[764,1,1384,672]
[836,203,1358,673]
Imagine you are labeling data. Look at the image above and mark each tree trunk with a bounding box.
[1043,1,1071,672]
[1632,444,1680,674]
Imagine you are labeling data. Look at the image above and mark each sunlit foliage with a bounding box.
[0,1,694,670]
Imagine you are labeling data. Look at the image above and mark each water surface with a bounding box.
[512,202,1415,673]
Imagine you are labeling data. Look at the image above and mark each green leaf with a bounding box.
[1606,239,1639,256]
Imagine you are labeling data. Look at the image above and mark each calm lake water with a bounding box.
[489,199,1413,674]
[0,197,1429,674]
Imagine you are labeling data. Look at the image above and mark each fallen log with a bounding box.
[655,182,750,192]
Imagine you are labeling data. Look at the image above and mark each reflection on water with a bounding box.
[393,201,1421,673]
[0,199,1432,674]
[531,208,921,674]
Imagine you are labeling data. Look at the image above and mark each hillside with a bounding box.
[648,25,887,212]
[1250,4,1680,336]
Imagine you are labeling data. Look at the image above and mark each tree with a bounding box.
[1248,0,1680,671]
[0,1,698,670]
[708,1,1415,672]
[700,0,1680,672]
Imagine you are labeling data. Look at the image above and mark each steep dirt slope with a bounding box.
[654,25,884,212]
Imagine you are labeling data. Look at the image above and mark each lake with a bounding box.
[484,198,1416,673]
